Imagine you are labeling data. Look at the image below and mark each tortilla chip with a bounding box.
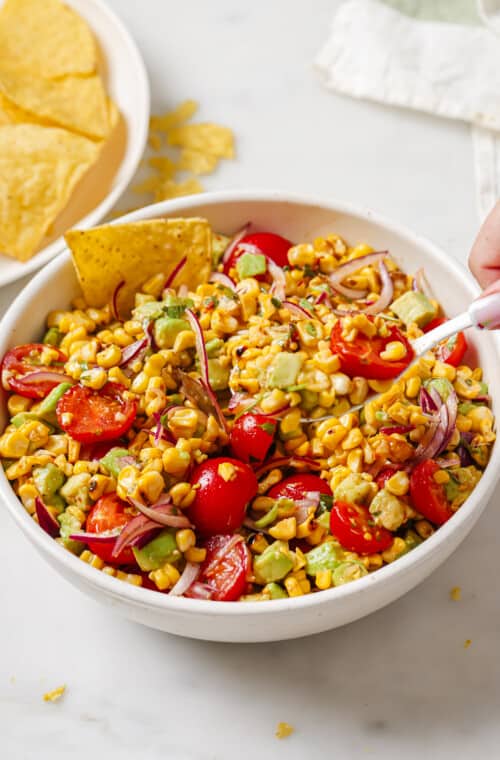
[178,148,219,175]
[0,64,110,140]
[167,123,235,159]
[150,100,198,133]
[0,124,100,261]
[0,0,96,79]
[66,218,212,313]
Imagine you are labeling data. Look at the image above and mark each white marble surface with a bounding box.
[2,1,499,758]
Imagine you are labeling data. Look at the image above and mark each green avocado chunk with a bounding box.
[391,290,437,327]
[154,316,190,349]
[263,582,287,599]
[33,464,65,503]
[305,541,343,576]
[59,473,91,509]
[207,358,230,391]
[43,327,62,346]
[37,382,72,425]
[267,352,302,390]
[205,337,224,358]
[332,561,368,586]
[10,412,42,428]
[334,473,373,505]
[253,540,294,584]
[58,511,84,554]
[236,252,267,279]
[100,447,131,479]
[425,377,453,402]
[133,528,180,571]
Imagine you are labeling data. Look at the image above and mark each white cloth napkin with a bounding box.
[315,0,500,219]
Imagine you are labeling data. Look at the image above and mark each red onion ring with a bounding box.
[165,256,187,289]
[112,280,125,320]
[282,300,315,320]
[209,272,236,290]
[21,370,71,385]
[221,223,251,265]
[129,497,192,529]
[267,258,286,301]
[328,251,389,299]
[169,562,200,596]
[361,261,394,315]
[69,529,121,544]
[35,497,60,538]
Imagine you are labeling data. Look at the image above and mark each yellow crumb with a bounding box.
[43,685,66,702]
[148,132,162,151]
[275,722,294,739]
[450,586,461,601]
[178,147,219,175]
[464,639,472,649]
[153,177,203,202]
[150,100,198,133]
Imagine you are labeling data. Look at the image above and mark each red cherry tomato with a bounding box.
[409,459,453,525]
[330,318,413,380]
[223,232,293,276]
[268,473,332,501]
[330,501,394,555]
[1,343,68,399]
[188,457,258,535]
[186,535,251,601]
[230,413,276,463]
[56,382,137,443]
[85,493,136,565]
[424,317,468,367]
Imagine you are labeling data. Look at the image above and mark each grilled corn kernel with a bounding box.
[96,344,122,368]
[349,377,369,406]
[284,576,304,597]
[433,470,450,484]
[143,353,166,377]
[176,528,196,552]
[331,372,352,395]
[108,366,131,388]
[341,427,363,451]
[314,350,340,374]
[19,420,50,449]
[315,569,332,590]
[433,361,456,381]
[405,376,421,399]
[138,471,165,503]
[381,537,407,563]
[148,562,181,591]
[130,371,149,394]
[0,431,29,458]
[288,243,315,267]
[88,474,114,501]
[468,405,494,433]
[169,482,196,508]
[260,389,288,414]
[18,483,38,514]
[415,519,434,539]
[368,379,393,393]
[385,470,410,496]
[185,546,207,563]
[168,408,199,439]
[80,367,108,390]
[456,414,473,433]
[115,570,143,586]
[173,330,196,353]
[117,465,140,501]
[250,534,269,554]
[162,447,191,477]
[67,439,81,464]
[280,408,302,437]
[363,553,383,571]
[269,517,297,540]
[7,395,31,416]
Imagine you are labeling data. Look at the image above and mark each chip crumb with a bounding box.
[450,586,461,601]
[464,639,472,649]
[275,722,294,739]
[43,685,66,702]
[148,132,162,151]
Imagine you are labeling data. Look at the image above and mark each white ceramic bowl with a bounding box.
[1,190,499,643]
[0,0,150,287]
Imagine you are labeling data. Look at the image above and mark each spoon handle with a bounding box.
[411,311,472,356]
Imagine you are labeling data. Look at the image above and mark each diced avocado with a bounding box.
[444,477,460,503]
[212,233,230,267]
[164,295,195,319]
[132,528,180,571]
[332,561,368,586]
[58,511,84,554]
[11,411,41,428]
[154,316,190,349]
[133,300,165,320]
[59,473,91,509]
[253,540,294,584]
[369,489,405,531]
[100,447,131,479]
[205,338,224,358]
[37,382,72,426]
[207,358,230,391]
[43,327,62,346]
[458,402,477,415]
[236,252,267,279]
[263,582,287,599]
[254,503,279,529]
[445,466,483,505]
[305,541,343,576]
[49,494,66,514]
[404,529,422,553]
[300,389,318,411]
[33,464,65,502]
[469,445,489,468]
[267,352,302,390]
[334,473,373,505]
[425,377,453,402]
[316,511,331,532]
[391,290,437,327]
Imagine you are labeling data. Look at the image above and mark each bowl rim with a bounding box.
[0,0,151,286]
[2,188,499,617]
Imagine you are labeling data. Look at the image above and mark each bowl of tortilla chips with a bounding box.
[0,0,149,285]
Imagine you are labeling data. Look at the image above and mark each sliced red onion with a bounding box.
[21,370,71,386]
[119,336,148,367]
[419,387,439,414]
[116,454,137,468]
[112,513,162,558]
[129,497,192,529]
[175,369,226,431]
[169,562,200,596]
[412,388,458,462]
[152,410,176,446]
[112,280,125,320]
[361,261,394,315]
[35,496,59,538]
[209,272,236,290]
[380,424,414,435]
[267,258,286,301]
[254,456,322,478]
[315,290,333,309]
[282,300,315,320]
[457,443,474,467]
[228,392,256,413]
[165,256,187,288]
[203,535,243,578]
[185,581,213,600]
[177,284,189,298]
[221,223,251,265]
[69,529,121,544]
[413,268,425,292]
[435,453,461,469]
[294,491,321,523]
[328,251,389,299]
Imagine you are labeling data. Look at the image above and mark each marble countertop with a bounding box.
[2,2,499,758]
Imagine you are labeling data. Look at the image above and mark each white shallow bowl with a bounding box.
[1,190,499,643]
[0,0,150,287]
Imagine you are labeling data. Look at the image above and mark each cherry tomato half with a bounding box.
[187,535,250,601]
[330,318,414,380]
[268,473,332,501]
[409,459,453,525]
[223,232,293,276]
[330,501,394,555]
[188,457,258,535]
[56,382,137,443]
[1,343,68,399]
[424,317,468,367]
[230,413,276,463]
[85,493,136,565]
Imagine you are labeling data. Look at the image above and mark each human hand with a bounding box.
[469,200,500,295]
